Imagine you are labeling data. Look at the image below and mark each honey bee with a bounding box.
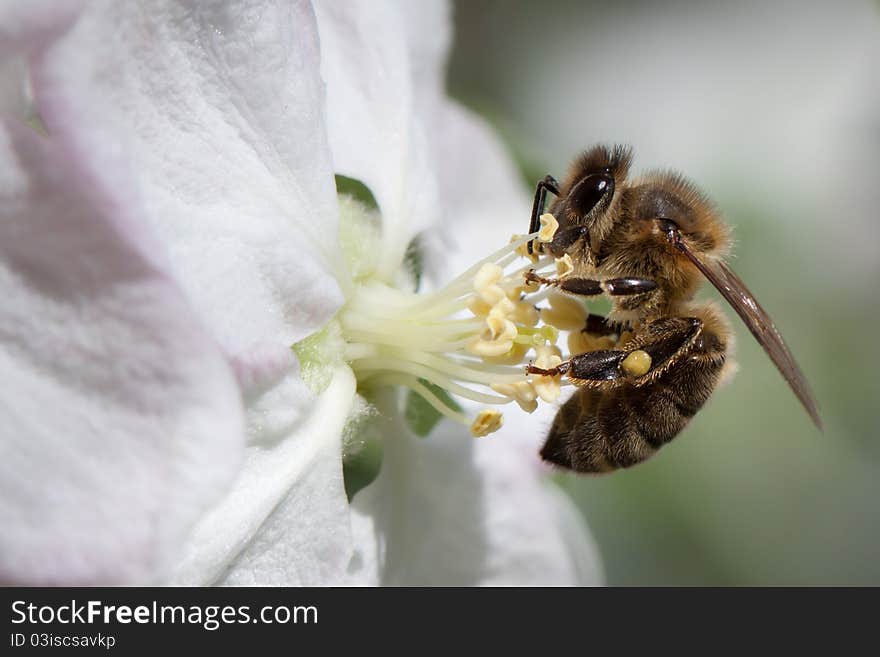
[525,144,821,473]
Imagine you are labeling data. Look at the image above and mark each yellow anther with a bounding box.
[540,292,588,331]
[471,409,504,437]
[484,314,516,341]
[473,264,508,305]
[467,339,514,357]
[490,297,516,318]
[511,234,539,263]
[483,342,529,365]
[467,310,518,356]
[491,381,539,414]
[478,283,506,306]
[538,213,559,242]
[467,297,492,317]
[531,344,564,403]
[555,254,574,279]
[505,281,535,301]
[621,349,652,377]
[510,301,539,327]
[474,263,503,290]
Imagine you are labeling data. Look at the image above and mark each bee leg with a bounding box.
[567,313,623,356]
[527,174,561,254]
[528,317,702,383]
[526,361,571,378]
[567,317,703,384]
[525,270,657,298]
[582,313,620,338]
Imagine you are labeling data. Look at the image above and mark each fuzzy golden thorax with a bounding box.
[595,170,731,323]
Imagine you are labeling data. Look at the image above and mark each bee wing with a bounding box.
[677,243,822,429]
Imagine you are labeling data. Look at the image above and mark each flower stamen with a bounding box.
[299,205,601,437]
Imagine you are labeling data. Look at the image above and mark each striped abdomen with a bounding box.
[541,333,726,473]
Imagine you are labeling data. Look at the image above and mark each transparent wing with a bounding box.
[678,243,822,429]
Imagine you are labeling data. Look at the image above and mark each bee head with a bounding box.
[550,144,632,256]
[600,171,731,319]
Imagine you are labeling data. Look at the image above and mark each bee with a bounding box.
[525,144,821,473]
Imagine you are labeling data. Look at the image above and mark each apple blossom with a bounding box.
[0,0,603,586]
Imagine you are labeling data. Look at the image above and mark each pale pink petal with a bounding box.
[313,0,450,279]
[176,367,358,586]
[0,115,243,584]
[350,416,602,585]
[425,101,532,280]
[24,0,366,585]
[33,0,345,370]
[0,0,82,57]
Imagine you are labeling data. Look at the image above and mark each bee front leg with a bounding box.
[527,174,561,254]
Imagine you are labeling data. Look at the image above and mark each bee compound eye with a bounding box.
[570,173,614,216]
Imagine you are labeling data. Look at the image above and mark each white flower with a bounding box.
[0,0,602,585]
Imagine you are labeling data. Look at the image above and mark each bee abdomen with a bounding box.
[541,355,724,473]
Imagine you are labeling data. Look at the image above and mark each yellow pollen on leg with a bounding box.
[621,349,652,377]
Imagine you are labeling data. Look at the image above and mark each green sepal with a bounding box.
[291,320,344,395]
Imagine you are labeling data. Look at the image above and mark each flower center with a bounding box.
[295,197,587,437]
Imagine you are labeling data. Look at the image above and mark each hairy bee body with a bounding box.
[527,144,818,473]
[542,306,730,472]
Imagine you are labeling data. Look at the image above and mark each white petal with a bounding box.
[313,0,451,279]
[172,366,357,585]
[350,413,602,586]
[0,0,81,121]
[426,101,532,280]
[0,117,244,584]
[0,57,29,120]
[0,0,83,57]
[33,0,345,367]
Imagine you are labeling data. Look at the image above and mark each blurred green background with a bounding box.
[448,0,880,585]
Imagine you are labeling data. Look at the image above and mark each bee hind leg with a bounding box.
[527,316,703,385]
[568,317,703,385]
[539,316,728,473]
